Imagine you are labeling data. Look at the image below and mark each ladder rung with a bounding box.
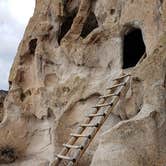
[107,83,126,90]
[55,74,131,165]
[113,74,130,81]
[93,102,113,108]
[56,154,76,162]
[70,133,91,139]
[80,123,99,128]
[63,144,84,150]
[86,113,106,118]
[99,93,120,99]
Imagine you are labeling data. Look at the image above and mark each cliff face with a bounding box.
[0,0,166,165]
[0,91,7,122]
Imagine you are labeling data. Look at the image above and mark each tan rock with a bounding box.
[0,0,166,165]
[0,90,7,122]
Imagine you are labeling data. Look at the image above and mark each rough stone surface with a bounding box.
[0,0,166,166]
[0,90,7,122]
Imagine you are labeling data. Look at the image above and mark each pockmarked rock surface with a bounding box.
[0,0,166,166]
[0,90,7,122]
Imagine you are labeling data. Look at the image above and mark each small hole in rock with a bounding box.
[0,147,16,163]
[110,9,115,15]
[9,81,12,89]
[0,103,3,107]
[47,107,54,118]
[20,92,26,102]
[164,75,166,88]
[29,39,37,54]
[63,87,70,93]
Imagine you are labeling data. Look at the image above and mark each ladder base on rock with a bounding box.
[53,74,131,166]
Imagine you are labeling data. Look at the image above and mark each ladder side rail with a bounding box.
[67,76,131,166]
[52,75,130,166]
[53,98,108,165]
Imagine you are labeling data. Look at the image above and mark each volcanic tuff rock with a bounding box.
[0,0,166,166]
[0,90,7,122]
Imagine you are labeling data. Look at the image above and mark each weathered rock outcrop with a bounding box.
[0,90,7,122]
[0,0,166,166]
[91,35,166,166]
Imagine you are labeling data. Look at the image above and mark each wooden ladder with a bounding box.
[52,74,131,166]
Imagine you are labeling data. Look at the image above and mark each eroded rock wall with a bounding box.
[0,90,7,122]
[91,35,166,166]
[0,0,165,166]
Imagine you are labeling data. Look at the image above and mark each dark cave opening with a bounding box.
[29,39,37,55]
[0,147,16,163]
[122,28,146,69]
[58,11,77,44]
[81,12,99,38]
[57,11,98,43]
